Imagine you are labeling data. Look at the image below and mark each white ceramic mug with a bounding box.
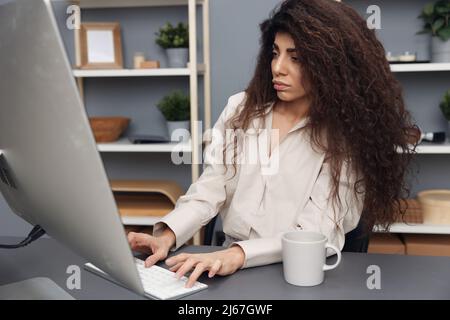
[281,230,342,286]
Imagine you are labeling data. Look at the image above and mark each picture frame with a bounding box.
[79,22,123,69]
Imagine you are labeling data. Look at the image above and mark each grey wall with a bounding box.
[1,0,450,237]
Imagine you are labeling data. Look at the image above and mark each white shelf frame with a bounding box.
[414,142,450,154]
[97,138,192,152]
[75,0,203,8]
[390,63,450,72]
[374,223,450,235]
[73,65,205,77]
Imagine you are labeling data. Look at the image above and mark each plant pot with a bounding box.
[167,120,190,142]
[431,37,450,63]
[414,33,431,61]
[166,48,189,68]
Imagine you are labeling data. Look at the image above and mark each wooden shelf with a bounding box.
[111,179,183,204]
[415,142,450,154]
[111,179,183,226]
[395,141,450,154]
[374,223,450,235]
[97,138,192,152]
[75,0,204,9]
[390,63,450,72]
[73,65,205,77]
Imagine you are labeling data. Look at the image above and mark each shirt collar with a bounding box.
[265,101,310,134]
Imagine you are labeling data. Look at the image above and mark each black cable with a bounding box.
[0,225,46,249]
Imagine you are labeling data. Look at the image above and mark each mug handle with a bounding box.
[323,243,342,271]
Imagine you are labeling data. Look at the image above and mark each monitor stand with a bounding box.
[0,277,75,300]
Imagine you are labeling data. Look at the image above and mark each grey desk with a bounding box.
[0,237,449,299]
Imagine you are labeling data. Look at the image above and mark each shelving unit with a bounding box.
[72,0,211,245]
[389,61,450,235]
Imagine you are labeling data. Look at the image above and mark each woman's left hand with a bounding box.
[164,246,246,288]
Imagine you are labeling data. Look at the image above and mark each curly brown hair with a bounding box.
[222,0,418,233]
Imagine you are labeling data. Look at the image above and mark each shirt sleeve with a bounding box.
[231,159,365,269]
[153,93,244,250]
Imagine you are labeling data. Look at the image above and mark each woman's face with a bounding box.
[271,32,308,103]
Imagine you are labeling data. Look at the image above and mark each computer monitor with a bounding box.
[0,0,145,296]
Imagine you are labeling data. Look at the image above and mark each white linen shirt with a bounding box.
[154,91,365,268]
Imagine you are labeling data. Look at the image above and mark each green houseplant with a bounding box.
[155,22,189,68]
[417,1,450,62]
[439,89,450,138]
[157,91,191,142]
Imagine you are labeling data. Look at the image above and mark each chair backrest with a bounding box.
[342,213,371,253]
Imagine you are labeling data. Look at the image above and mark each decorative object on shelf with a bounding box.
[386,51,430,64]
[420,130,447,143]
[407,125,447,145]
[417,1,450,62]
[79,22,123,69]
[386,51,400,62]
[157,91,191,142]
[417,189,450,225]
[89,116,130,142]
[398,51,417,62]
[133,52,146,69]
[139,60,160,69]
[405,126,422,145]
[439,89,450,138]
[155,22,189,68]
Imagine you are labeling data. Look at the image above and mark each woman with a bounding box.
[128,0,416,288]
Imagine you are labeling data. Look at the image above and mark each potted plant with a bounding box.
[155,22,189,68]
[417,1,450,62]
[439,89,450,138]
[157,91,191,142]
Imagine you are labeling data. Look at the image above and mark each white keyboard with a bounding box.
[85,258,208,300]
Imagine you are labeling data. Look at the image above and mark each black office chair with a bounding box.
[204,213,371,253]
[342,215,371,253]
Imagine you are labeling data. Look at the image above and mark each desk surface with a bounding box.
[1,236,449,299]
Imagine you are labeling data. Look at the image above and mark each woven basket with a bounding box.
[89,117,130,142]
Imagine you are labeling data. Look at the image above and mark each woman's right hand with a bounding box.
[127,227,176,268]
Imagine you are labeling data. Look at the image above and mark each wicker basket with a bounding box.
[417,190,450,224]
[89,117,130,142]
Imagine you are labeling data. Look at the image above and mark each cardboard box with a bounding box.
[368,233,405,255]
[396,198,423,224]
[403,234,450,257]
